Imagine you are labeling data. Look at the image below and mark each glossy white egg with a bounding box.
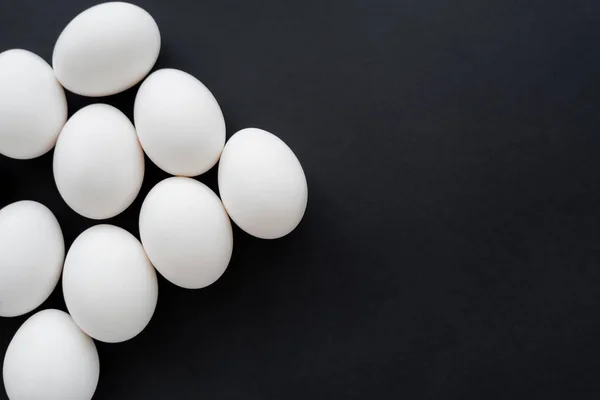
[63,225,158,343]
[134,68,226,176]
[0,49,67,159]
[53,2,160,96]
[139,177,233,289]
[0,201,64,317]
[53,104,144,219]
[218,128,308,239]
[3,309,99,400]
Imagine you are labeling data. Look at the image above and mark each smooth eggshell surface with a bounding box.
[62,225,158,343]
[0,201,64,317]
[3,309,99,400]
[0,49,67,159]
[134,68,226,176]
[139,177,233,289]
[53,104,145,220]
[53,2,160,96]
[218,128,308,239]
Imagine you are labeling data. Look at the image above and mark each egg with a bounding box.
[3,309,99,400]
[53,2,160,96]
[53,104,144,219]
[139,177,233,289]
[218,128,308,239]
[134,68,226,176]
[62,225,158,343]
[0,49,67,159]
[0,201,64,317]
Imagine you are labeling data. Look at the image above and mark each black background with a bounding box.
[1,0,600,399]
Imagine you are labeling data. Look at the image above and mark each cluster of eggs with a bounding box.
[0,2,307,399]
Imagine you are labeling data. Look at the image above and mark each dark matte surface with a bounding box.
[2,0,600,399]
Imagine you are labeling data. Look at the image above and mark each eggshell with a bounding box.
[53,2,160,96]
[218,128,308,239]
[139,177,233,289]
[53,104,144,219]
[3,309,99,400]
[134,68,226,176]
[0,201,64,317]
[0,49,67,159]
[62,225,158,343]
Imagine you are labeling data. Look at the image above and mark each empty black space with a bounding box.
[2,0,600,399]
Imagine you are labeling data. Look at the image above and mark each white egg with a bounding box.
[0,49,67,159]
[53,2,160,96]
[218,128,308,239]
[53,104,144,219]
[0,201,64,317]
[134,69,226,176]
[62,225,158,343]
[3,309,99,400]
[139,177,233,289]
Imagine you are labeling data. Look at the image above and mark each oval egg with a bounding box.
[53,104,145,219]
[53,2,160,96]
[0,49,67,159]
[62,225,158,343]
[134,68,226,176]
[218,128,308,239]
[3,309,99,400]
[139,177,233,289]
[0,201,64,317]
